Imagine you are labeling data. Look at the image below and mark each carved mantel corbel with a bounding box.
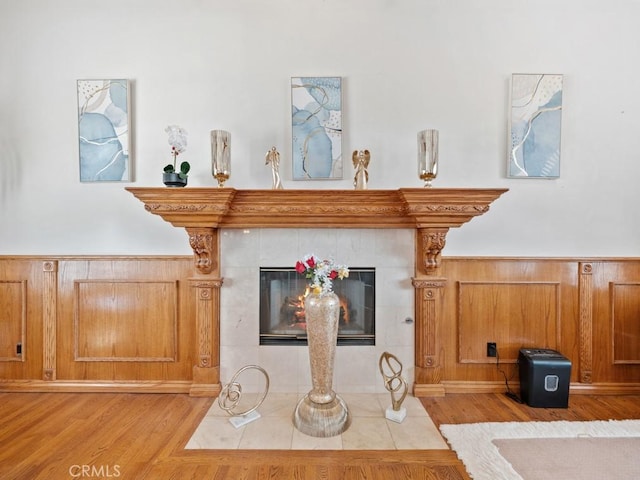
[186,227,218,275]
[418,228,448,275]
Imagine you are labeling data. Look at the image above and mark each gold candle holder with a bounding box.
[211,130,231,187]
[418,129,439,187]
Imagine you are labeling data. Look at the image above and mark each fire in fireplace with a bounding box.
[259,268,375,346]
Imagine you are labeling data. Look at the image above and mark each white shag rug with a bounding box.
[440,420,640,480]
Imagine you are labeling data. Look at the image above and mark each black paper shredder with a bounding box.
[518,348,571,408]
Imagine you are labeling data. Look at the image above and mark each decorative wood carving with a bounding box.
[43,260,57,380]
[579,263,593,383]
[186,228,218,275]
[418,228,448,275]
[412,278,446,395]
[128,188,507,230]
[127,188,507,274]
[189,278,223,396]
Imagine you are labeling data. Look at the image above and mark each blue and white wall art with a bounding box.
[77,79,131,182]
[509,74,563,178]
[291,76,342,180]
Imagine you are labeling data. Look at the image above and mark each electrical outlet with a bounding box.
[487,342,497,357]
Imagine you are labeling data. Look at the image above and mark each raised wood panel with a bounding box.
[0,281,26,361]
[591,261,640,384]
[0,259,44,381]
[458,281,560,363]
[74,280,178,362]
[611,283,640,364]
[438,258,581,388]
[55,258,195,382]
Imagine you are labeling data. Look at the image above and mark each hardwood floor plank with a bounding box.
[3,391,638,480]
[422,393,640,427]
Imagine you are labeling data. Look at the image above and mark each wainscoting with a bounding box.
[0,255,638,395]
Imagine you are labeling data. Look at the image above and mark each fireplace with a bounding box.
[127,188,507,396]
[259,268,375,346]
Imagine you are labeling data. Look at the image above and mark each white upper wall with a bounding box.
[1,0,638,256]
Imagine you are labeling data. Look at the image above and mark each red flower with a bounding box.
[295,261,306,274]
[306,256,316,268]
[329,270,338,280]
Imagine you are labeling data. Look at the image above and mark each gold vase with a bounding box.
[292,292,351,437]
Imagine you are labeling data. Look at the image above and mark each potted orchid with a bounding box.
[163,125,191,187]
[295,254,349,296]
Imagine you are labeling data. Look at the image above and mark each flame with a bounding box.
[288,289,350,326]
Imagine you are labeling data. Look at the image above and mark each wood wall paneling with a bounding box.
[73,280,178,362]
[611,283,640,364]
[55,258,195,384]
[439,258,582,389]
[0,259,45,381]
[590,261,640,384]
[458,281,560,364]
[0,256,638,395]
[0,280,26,361]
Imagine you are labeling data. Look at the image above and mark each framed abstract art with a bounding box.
[291,76,342,180]
[77,79,132,182]
[508,74,563,178]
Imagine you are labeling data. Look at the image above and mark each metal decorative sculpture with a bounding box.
[352,149,370,190]
[379,351,408,423]
[218,365,270,427]
[265,146,284,189]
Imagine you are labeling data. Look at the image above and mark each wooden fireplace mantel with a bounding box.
[126,187,507,275]
[126,187,507,397]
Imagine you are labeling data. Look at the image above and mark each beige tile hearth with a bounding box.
[186,393,449,450]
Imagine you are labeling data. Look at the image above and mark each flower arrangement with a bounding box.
[164,125,191,179]
[295,254,349,296]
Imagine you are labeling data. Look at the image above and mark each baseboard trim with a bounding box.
[0,380,193,394]
[569,383,640,395]
[189,383,222,398]
[438,381,640,396]
[412,383,446,397]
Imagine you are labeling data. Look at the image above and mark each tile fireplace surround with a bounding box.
[219,228,415,394]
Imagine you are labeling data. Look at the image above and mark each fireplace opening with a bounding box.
[259,268,375,346]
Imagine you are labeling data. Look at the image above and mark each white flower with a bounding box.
[165,125,188,154]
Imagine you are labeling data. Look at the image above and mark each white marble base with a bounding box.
[186,393,449,450]
[229,410,261,428]
[385,406,407,424]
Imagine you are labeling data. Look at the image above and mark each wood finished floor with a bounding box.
[1,392,639,480]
